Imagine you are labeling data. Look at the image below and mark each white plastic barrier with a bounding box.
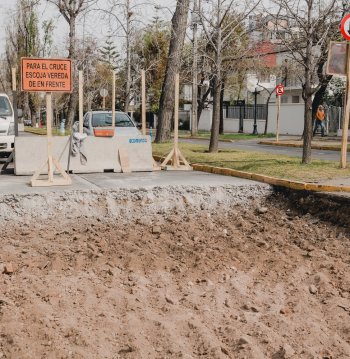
[15,135,153,175]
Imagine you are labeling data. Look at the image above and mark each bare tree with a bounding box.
[98,0,141,113]
[155,0,190,143]
[268,0,347,164]
[199,0,260,152]
[47,0,96,127]
[5,0,42,125]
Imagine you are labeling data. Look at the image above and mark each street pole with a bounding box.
[253,89,258,135]
[112,71,116,129]
[340,42,350,168]
[79,70,83,134]
[276,94,281,142]
[141,70,146,135]
[12,68,19,137]
[191,0,198,136]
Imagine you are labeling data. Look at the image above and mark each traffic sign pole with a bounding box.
[276,94,281,142]
[340,14,350,169]
[340,42,350,169]
[275,84,284,142]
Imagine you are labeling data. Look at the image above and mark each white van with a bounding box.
[0,93,15,156]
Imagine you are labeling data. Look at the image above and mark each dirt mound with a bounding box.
[0,189,350,358]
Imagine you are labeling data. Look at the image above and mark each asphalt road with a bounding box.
[180,138,342,162]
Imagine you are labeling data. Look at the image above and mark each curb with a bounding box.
[24,129,47,136]
[178,136,233,143]
[259,140,345,152]
[153,155,350,193]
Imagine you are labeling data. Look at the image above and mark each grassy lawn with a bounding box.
[179,130,275,141]
[153,142,350,183]
[25,127,71,136]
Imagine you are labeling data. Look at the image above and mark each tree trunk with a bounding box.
[301,2,313,164]
[219,82,224,135]
[209,23,222,153]
[197,79,211,125]
[155,0,190,143]
[209,76,221,152]
[264,92,273,135]
[124,0,131,113]
[66,16,78,128]
[302,90,313,164]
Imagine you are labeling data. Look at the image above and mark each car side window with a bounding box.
[83,114,89,128]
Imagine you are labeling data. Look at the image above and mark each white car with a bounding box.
[0,93,15,156]
[74,111,141,136]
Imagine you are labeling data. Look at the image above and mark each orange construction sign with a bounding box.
[21,58,72,93]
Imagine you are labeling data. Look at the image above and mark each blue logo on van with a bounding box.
[129,138,147,144]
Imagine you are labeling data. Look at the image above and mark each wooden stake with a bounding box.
[31,92,71,187]
[276,94,281,142]
[341,42,350,169]
[79,71,83,134]
[161,74,192,171]
[112,71,116,129]
[141,70,146,135]
[11,68,16,91]
[11,67,19,137]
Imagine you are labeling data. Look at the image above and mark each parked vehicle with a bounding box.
[0,93,15,157]
[23,119,32,126]
[73,111,141,136]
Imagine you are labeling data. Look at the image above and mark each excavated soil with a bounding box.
[0,187,350,359]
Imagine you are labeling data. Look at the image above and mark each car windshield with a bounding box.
[92,113,134,127]
[0,96,13,117]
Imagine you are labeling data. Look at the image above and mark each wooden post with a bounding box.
[12,67,19,137]
[141,70,146,135]
[276,94,281,142]
[341,42,350,169]
[174,73,179,149]
[46,93,54,182]
[31,92,72,187]
[112,71,116,129]
[160,74,192,171]
[79,71,83,134]
[11,68,16,92]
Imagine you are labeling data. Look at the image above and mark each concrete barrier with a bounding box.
[15,135,153,175]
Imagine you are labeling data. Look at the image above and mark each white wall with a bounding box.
[266,103,304,135]
[198,108,212,131]
[197,103,305,135]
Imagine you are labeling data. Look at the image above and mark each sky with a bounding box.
[0,0,175,57]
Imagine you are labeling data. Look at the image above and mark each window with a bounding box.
[0,96,13,117]
[83,114,89,127]
[292,95,300,103]
[281,96,288,103]
[92,113,134,127]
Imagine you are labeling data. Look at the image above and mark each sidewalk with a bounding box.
[259,136,349,152]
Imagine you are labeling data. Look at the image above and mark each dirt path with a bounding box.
[0,189,350,359]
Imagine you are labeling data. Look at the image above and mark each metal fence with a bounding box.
[179,110,191,130]
[327,106,343,133]
[225,104,267,120]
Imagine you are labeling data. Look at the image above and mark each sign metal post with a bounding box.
[275,84,284,142]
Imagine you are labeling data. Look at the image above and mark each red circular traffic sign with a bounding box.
[276,84,285,96]
[341,14,350,41]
